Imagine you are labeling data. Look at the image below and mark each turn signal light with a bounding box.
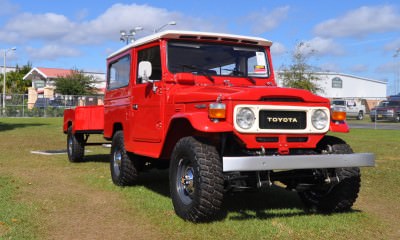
[209,103,226,119]
[332,111,346,121]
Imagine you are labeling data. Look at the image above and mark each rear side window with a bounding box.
[108,55,131,90]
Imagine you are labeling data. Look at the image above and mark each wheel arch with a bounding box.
[104,122,124,141]
[160,117,195,159]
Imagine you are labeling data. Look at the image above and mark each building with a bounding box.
[23,67,106,94]
[22,67,106,109]
[275,71,387,99]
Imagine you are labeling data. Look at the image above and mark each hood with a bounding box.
[172,85,329,104]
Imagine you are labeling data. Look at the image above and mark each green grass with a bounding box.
[0,176,40,239]
[0,117,399,239]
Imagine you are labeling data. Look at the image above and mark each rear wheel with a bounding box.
[169,137,224,222]
[67,126,85,162]
[110,131,138,186]
[299,137,361,213]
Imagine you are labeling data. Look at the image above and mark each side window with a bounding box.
[108,55,131,90]
[137,46,161,84]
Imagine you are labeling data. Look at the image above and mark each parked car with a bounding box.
[331,99,366,120]
[369,100,400,122]
[34,97,75,109]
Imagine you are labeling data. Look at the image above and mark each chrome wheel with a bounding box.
[112,148,122,178]
[176,158,195,205]
[68,136,73,156]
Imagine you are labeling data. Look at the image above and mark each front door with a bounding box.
[130,45,164,146]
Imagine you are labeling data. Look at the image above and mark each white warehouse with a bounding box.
[275,72,387,99]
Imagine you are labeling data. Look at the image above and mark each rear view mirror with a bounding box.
[138,61,152,82]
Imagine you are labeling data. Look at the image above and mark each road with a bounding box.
[348,122,400,130]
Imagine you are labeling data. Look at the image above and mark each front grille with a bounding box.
[256,137,278,142]
[259,110,307,130]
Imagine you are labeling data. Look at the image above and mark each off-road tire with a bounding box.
[67,126,85,162]
[299,137,361,213]
[110,131,138,186]
[169,137,224,222]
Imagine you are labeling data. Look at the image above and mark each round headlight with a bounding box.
[236,107,255,129]
[312,109,328,130]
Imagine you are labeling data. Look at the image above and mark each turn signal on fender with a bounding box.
[331,110,346,121]
[209,103,226,119]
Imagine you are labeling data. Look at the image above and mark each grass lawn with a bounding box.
[0,117,399,239]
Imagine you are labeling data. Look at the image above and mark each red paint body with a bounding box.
[63,31,349,160]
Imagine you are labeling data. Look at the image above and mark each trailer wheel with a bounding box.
[110,130,138,186]
[169,137,224,222]
[299,138,361,213]
[67,126,85,162]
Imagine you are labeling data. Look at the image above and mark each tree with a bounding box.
[278,42,323,94]
[54,69,97,95]
[0,62,32,94]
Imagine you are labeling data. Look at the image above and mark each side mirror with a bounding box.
[138,61,152,82]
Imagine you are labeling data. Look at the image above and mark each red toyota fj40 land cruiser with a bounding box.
[63,30,374,222]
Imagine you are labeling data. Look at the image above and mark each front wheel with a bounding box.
[67,126,85,162]
[169,137,224,222]
[299,140,361,213]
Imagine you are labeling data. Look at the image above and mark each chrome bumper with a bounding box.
[223,153,375,172]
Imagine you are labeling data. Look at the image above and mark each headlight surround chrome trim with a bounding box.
[236,107,256,129]
[311,109,329,130]
[233,105,330,133]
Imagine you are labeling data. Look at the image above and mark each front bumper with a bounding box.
[223,153,375,172]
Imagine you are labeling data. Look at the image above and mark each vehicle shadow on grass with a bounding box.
[0,122,47,132]
[134,169,349,221]
[82,154,110,163]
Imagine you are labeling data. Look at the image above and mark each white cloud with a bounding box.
[65,3,220,44]
[0,0,19,16]
[318,62,342,72]
[299,37,344,56]
[349,64,369,73]
[384,38,400,52]
[1,13,75,42]
[270,42,286,56]
[376,61,398,74]
[314,5,400,38]
[245,6,290,34]
[0,3,218,46]
[0,3,221,61]
[26,45,80,61]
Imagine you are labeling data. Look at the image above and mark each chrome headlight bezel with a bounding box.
[236,107,256,130]
[311,109,329,130]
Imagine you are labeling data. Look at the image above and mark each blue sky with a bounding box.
[1,0,400,95]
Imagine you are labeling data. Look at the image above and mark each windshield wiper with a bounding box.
[181,64,215,82]
[223,68,256,85]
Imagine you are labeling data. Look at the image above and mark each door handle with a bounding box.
[132,104,138,110]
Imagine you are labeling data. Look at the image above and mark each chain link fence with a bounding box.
[0,94,104,117]
[0,94,392,120]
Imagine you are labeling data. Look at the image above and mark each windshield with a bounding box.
[377,101,400,107]
[332,100,345,106]
[167,41,270,78]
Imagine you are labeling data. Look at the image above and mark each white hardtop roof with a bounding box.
[108,30,273,59]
